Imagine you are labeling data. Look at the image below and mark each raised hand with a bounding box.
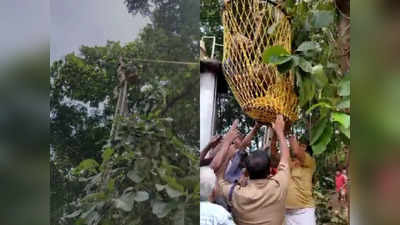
[209,135,222,147]
[272,115,285,136]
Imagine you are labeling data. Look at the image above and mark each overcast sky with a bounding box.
[50,0,150,62]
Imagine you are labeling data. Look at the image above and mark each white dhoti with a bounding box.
[285,208,316,225]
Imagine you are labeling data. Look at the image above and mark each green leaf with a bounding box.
[155,184,166,191]
[127,170,143,183]
[311,64,328,88]
[165,186,183,198]
[299,57,312,73]
[312,125,333,155]
[310,118,329,145]
[331,112,350,129]
[64,210,81,219]
[306,102,333,115]
[152,201,171,218]
[76,159,99,174]
[114,192,135,212]
[134,191,149,202]
[101,147,114,162]
[299,76,315,107]
[277,58,294,74]
[310,10,334,28]
[262,46,291,65]
[338,124,350,138]
[296,41,320,52]
[338,80,350,96]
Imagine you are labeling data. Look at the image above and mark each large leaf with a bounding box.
[152,201,171,218]
[309,10,334,28]
[296,41,320,52]
[312,125,333,155]
[127,170,144,183]
[114,198,133,212]
[331,112,350,129]
[134,191,149,202]
[277,58,295,74]
[114,192,135,212]
[299,76,315,106]
[299,57,312,73]
[311,64,328,88]
[262,46,291,65]
[165,186,183,198]
[310,118,329,145]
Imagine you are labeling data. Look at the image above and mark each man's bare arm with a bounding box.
[199,135,222,164]
[210,120,239,176]
[239,121,261,150]
[289,135,305,164]
[272,115,289,165]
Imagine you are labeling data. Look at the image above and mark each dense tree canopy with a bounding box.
[51,1,199,225]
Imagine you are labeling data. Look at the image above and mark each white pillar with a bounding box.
[200,72,217,151]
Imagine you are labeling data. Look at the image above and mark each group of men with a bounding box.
[200,115,317,225]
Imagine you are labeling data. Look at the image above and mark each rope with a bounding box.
[131,58,198,65]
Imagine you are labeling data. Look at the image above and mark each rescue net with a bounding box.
[222,0,298,123]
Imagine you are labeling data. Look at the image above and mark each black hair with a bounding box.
[238,151,248,169]
[300,138,313,157]
[244,150,270,179]
[305,145,313,157]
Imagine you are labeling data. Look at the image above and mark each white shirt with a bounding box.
[200,201,236,225]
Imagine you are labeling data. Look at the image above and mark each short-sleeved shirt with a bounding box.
[335,174,346,192]
[286,153,316,209]
[218,162,290,225]
[200,201,236,225]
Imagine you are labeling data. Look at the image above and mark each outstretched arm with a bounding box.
[211,120,240,178]
[272,115,289,166]
[289,135,305,164]
[200,135,222,165]
[239,121,261,150]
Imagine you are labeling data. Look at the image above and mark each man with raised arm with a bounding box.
[211,115,291,225]
[284,136,316,225]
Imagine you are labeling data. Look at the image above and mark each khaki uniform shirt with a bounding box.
[218,162,290,225]
[286,153,316,209]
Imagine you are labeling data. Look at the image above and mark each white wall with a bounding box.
[200,72,217,151]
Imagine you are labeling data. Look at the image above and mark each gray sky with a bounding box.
[0,0,49,65]
[50,0,149,62]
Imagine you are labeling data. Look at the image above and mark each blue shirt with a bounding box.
[224,151,243,183]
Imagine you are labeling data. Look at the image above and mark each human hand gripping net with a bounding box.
[222,0,298,124]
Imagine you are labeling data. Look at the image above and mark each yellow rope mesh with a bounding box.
[222,0,298,124]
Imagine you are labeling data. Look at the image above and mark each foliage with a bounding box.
[61,106,199,225]
[51,0,199,224]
